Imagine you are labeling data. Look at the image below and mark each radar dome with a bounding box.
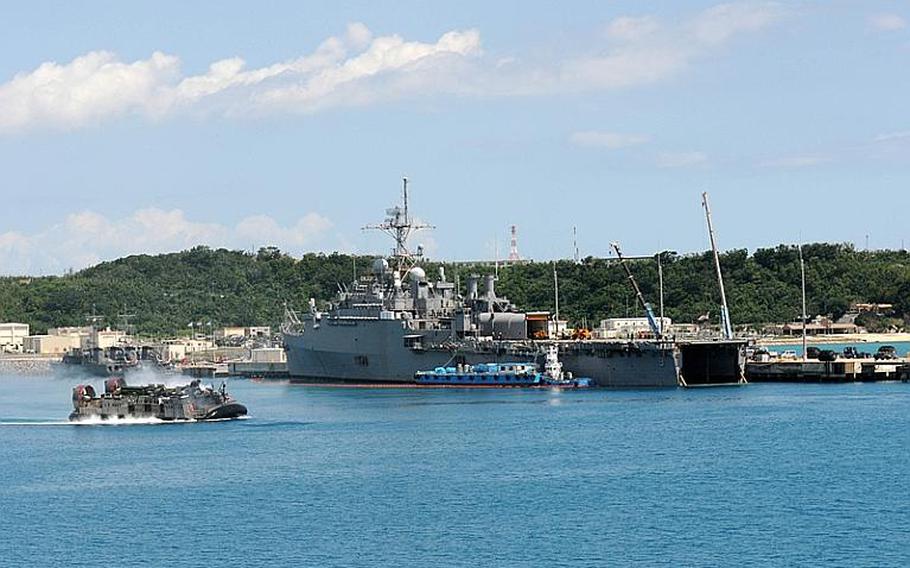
[372,258,389,275]
[408,266,427,281]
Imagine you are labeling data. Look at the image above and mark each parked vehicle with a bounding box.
[817,350,838,362]
[875,346,898,360]
[843,346,871,359]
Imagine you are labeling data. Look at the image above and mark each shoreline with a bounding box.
[0,355,59,375]
[755,332,910,346]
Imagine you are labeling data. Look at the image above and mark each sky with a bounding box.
[1,1,909,275]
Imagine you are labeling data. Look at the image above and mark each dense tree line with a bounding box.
[1,243,909,336]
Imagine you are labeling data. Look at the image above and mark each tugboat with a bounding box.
[539,344,594,388]
[69,377,248,422]
[414,345,592,388]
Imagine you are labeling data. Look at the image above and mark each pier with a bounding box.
[746,359,908,382]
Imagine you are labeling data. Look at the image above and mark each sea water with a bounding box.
[1,373,908,567]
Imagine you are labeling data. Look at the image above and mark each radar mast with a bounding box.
[363,177,434,274]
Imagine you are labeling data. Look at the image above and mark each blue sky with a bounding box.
[1,1,909,274]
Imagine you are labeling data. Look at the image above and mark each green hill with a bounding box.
[2,243,909,336]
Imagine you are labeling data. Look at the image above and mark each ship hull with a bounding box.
[283,319,680,387]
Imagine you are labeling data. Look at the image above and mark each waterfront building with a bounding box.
[215,326,272,341]
[595,317,673,339]
[0,323,29,352]
[156,339,216,362]
[23,334,81,355]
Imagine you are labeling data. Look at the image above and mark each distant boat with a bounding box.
[415,362,542,386]
[414,346,592,388]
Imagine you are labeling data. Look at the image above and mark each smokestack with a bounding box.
[484,274,496,299]
[467,275,479,299]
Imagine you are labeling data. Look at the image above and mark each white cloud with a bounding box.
[235,212,333,247]
[869,13,907,31]
[606,16,661,42]
[570,130,649,149]
[0,51,179,130]
[560,47,691,91]
[760,154,830,168]
[252,29,482,112]
[0,209,333,275]
[658,151,708,168]
[0,4,785,132]
[548,2,783,94]
[690,2,783,45]
[0,24,482,131]
[874,130,910,142]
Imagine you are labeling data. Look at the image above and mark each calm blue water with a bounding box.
[2,374,909,567]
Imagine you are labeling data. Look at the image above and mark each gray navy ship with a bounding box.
[283,180,745,387]
[62,344,160,377]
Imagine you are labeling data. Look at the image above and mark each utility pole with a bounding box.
[553,261,560,335]
[799,244,808,361]
[657,252,665,336]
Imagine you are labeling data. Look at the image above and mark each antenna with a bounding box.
[363,177,434,274]
[508,225,520,262]
[403,176,409,225]
[573,226,580,264]
[118,303,136,337]
[702,192,733,340]
[85,304,104,328]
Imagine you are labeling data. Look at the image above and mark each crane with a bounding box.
[702,192,734,340]
[610,241,662,339]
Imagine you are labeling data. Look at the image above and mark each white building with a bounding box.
[215,326,246,341]
[23,334,81,355]
[81,328,128,349]
[215,326,272,341]
[595,317,672,339]
[0,323,29,352]
[250,347,286,363]
[157,339,216,362]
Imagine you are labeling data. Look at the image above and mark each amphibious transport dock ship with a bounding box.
[282,180,745,387]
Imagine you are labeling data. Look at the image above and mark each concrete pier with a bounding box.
[227,360,289,378]
[0,355,57,375]
[746,359,906,382]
